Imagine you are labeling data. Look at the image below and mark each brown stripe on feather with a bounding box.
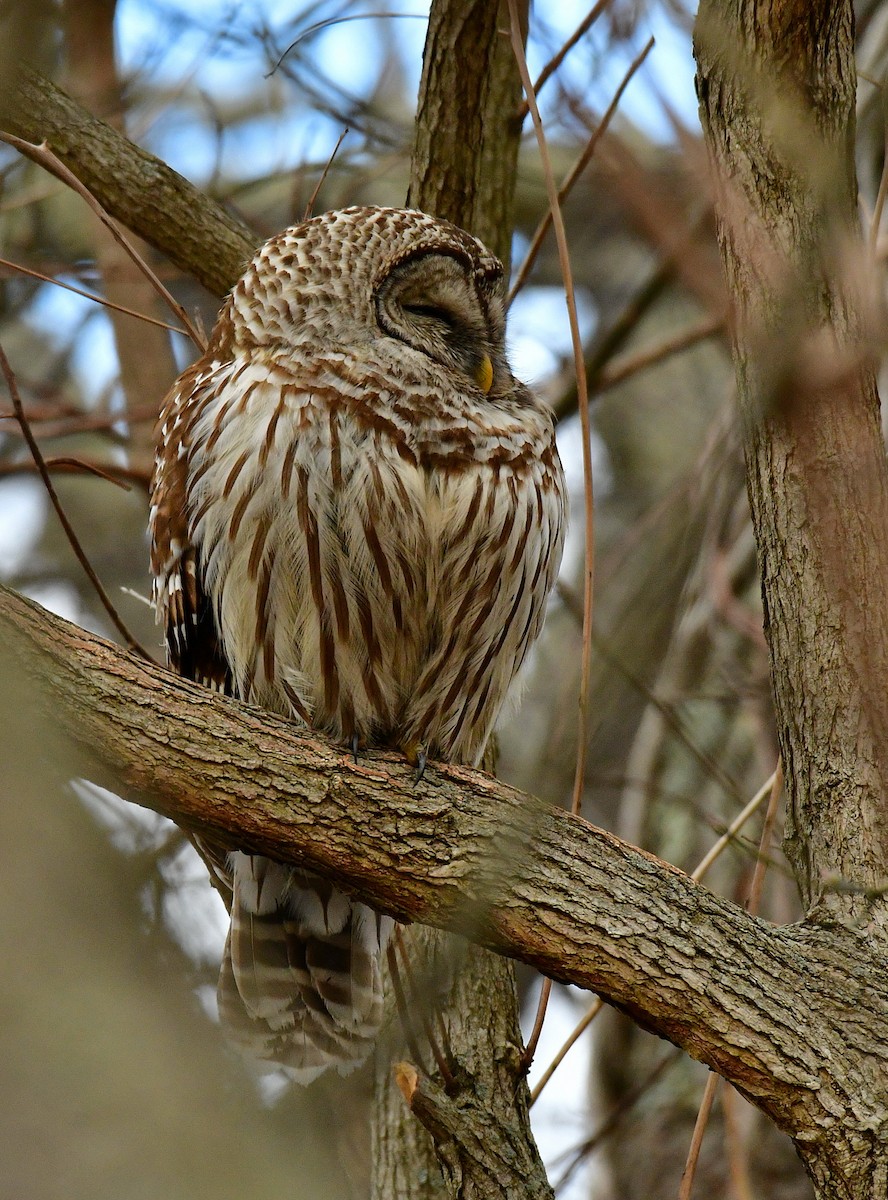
[282,678,313,726]
[355,593,387,718]
[281,437,299,500]
[329,406,342,490]
[452,475,485,545]
[296,464,338,716]
[491,494,518,554]
[362,515,393,597]
[255,552,275,686]
[228,488,253,543]
[467,575,525,691]
[248,513,271,580]
[329,561,350,642]
[259,396,286,469]
[188,454,213,495]
[438,575,520,718]
[508,497,534,574]
[223,449,251,499]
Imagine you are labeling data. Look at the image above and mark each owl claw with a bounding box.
[351,733,360,764]
[414,748,427,782]
[401,740,427,782]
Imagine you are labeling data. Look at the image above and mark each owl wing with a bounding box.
[149,357,393,1080]
[150,366,233,695]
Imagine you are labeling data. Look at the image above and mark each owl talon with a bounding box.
[414,748,428,782]
[351,733,360,764]
[401,740,428,781]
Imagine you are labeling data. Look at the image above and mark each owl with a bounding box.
[149,206,566,1080]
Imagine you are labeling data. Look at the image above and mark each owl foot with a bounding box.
[401,739,428,782]
[351,733,360,764]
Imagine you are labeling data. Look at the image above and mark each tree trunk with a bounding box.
[373,4,551,1197]
[695,1,888,1193]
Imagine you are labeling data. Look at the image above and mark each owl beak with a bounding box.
[475,354,494,394]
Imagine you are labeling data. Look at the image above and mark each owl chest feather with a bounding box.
[185,363,562,762]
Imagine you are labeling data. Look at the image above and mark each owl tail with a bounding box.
[217,852,393,1083]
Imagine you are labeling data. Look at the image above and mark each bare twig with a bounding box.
[595,312,724,393]
[0,457,145,490]
[552,1049,681,1191]
[0,344,149,657]
[0,132,206,350]
[679,1071,720,1199]
[303,127,349,219]
[518,0,612,118]
[722,1085,756,1200]
[745,762,783,914]
[508,36,654,304]
[681,763,783,1196]
[0,255,189,336]
[691,771,777,882]
[529,996,603,1105]
[0,400,157,441]
[520,977,552,1076]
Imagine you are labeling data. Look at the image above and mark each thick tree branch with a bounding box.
[4,581,888,1165]
[2,67,256,296]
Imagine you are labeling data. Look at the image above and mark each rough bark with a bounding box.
[4,581,888,1198]
[695,0,888,1194]
[407,0,526,267]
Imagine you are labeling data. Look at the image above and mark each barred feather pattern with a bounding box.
[149,207,566,1081]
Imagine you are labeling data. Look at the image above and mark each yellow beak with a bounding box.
[475,354,494,394]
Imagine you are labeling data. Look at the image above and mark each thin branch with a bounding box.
[520,977,552,1075]
[679,1071,720,1200]
[518,0,612,118]
[722,1085,756,1200]
[529,996,603,1106]
[0,133,206,350]
[508,36,654,305]
[681,763,783,1196]
[5,68,257,297]
[0,255,190,336]
[0,346,149,657]
[745,763,783,913]
[594,312,725,394]
[0,457,144,490]
[691,771,776,881]
[508,1,596,1069]
[303,127,349,220]
[0,400,157,440]
[552,1050,681,1191]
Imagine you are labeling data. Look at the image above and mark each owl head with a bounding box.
[212,206,513,397]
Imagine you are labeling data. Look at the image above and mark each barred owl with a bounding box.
[149,206,566,1080]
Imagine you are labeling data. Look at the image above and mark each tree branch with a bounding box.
[4,580,887,1163]
[2,67,256,296]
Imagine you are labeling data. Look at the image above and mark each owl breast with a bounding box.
[184,353,564,766]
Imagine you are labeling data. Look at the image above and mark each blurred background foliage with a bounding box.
[5,1,887,1197]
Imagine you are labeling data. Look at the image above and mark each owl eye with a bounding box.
[402,302,456,325]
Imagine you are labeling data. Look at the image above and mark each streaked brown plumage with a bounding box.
[149,206,566,1080]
